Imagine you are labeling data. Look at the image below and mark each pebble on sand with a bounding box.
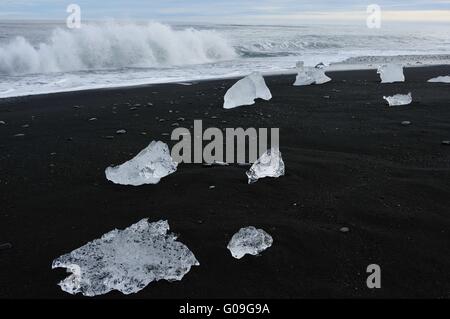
[116,129,127,135]
[0,243,12,251]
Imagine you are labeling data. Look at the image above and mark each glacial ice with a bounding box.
[52,219,199,296]
[377,64,405,83]
[293,62,331,86]
[246,148,285,184]
[383,92,412,106]
[227,226,273,259]
[223,72,272,109]
[105,141,177,186]
[428,76,450,83]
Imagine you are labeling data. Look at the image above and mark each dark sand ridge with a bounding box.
[0,66,450,298]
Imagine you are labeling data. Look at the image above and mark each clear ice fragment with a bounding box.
[383,92,412,106]
[105,141,177,186]
[428,76,450,83]
[227,226,273,259]
[52,219,199,296]
[293,62,331,86]
[246,148,285,184]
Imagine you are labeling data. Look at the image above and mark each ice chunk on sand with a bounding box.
[105,141,177,186]
[377,64,405,83]
[428,76,450,83]
[246,148,285,184]
[227,226,273,259]
[383,92,412,106]
[52,219,199,296]
[223,72,272,109]
[293,63,331,86]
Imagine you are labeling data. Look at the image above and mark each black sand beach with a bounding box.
[0,66,450,299]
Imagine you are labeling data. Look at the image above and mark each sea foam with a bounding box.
[0,22,237,76]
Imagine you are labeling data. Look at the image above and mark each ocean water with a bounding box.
[0,21,449,98]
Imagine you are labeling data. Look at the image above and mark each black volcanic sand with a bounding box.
[1,66,450,299]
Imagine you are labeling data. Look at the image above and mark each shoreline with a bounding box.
[1,61,450,101]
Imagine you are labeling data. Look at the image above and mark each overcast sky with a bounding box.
[1,0,449,24]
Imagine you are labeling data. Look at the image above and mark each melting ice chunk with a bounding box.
[105,140,177,186]
[223,72,272,109]
[246,148,285,184]
[383,92,412,106]
[227,226,273,259]
[377,64,405,83]
[428,76,450,83]
[293,62,331,86]
[52,219,199,296]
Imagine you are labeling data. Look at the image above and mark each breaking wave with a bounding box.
[0,22,237,75]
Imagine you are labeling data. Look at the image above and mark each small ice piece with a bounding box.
[428,76,450,83]
[246,148,285,184]
[52,219,199,296]
[223,72,272,109]
[105,141,177,186]
[377,64,405,83]
[383,92,412,106]
[293,62,331,86]
[227,226,273,259]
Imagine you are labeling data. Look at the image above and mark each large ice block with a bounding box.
[377,64,405,83]
[105,141,177,186]
[52,219,199,296]
[223,72,272,109]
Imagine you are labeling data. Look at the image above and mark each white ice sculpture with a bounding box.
[377,64,405,83]
[227,226,273,259]
[105,141,177,186]
[52,219,199,296]
[383,92,412,106]
[223,72,272,109]
[246,148,285,184]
